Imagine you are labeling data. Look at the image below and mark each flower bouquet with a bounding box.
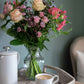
[0,0,70,80]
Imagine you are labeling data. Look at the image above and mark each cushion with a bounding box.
[76,51,84,83]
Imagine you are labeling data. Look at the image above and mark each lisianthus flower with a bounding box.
[17,27,22,32]
[32,0,46,11]
[42,16,49,23]
[0,13,5,19]
[40,22,45,28]
[37,31,42,37]
[34,16,40,23]
[48,7,60,19]
[10,9,23,23]
[39,12,44,17]
[57,20,66,30]
[3,1,13,15]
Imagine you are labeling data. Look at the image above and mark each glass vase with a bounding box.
[24,47,44,80]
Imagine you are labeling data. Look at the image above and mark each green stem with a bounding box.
[26,47,42,80]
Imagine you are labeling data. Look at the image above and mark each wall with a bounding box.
[0,0,84,75]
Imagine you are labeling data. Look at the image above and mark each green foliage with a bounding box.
[7,26,16,37]
[1,20,11,29]
[18,0,26,6]
[10,39,24,45]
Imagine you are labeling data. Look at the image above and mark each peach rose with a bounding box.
[10,9,23,23]
[32,0,46,11]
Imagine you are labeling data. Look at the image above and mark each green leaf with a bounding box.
[10,39,24,45]
[61,32,69,35]
[1,20,11,29]
[57,18,64,23]
[16,0,18,4]
[59,4,63,9]
[24,24,28,31]
[66,21,71,24]
[19,0,26,6]
[7,27,17,37]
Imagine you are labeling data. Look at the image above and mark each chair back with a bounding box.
[70,36,84,78]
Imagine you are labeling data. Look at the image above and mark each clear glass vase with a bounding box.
[23,47,44,80]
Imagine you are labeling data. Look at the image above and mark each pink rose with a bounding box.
[10,9,23,23]
[34,16,40,23]
[3,1,13,15]
[37,31,42,37]
[0,13,5,19]
[40,22,45,28]
[17,27,22,32]
[42,16,49,23]
[39,12,44,17]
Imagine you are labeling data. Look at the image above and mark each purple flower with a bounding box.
[40,22,45,28]
[17,27,22,32]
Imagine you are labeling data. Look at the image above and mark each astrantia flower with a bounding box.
[32,0,46,11]
[34,16,40,23]
[41,16,49,23]
[48,7,60,19]
[17,27,22,32]
[3,1,13,15]
[28,17,36,27]
[40,22,45,28]
[0,13,5,19]
[37,31,42,37]
[10,9,23,23]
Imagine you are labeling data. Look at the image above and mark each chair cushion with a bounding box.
[76,51,84,83]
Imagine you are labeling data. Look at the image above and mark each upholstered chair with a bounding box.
[70,36,84,83]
